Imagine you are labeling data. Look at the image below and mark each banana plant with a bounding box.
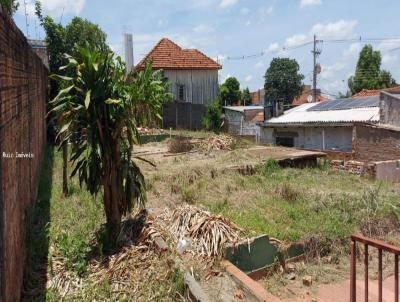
[49,46,172,243]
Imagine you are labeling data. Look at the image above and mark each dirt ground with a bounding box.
[132,135,400,301]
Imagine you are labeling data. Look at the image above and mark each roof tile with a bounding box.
[135,38,222,70]
[352,86,400,98]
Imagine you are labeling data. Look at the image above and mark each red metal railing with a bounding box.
[351,233,400,302]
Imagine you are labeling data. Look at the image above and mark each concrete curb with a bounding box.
[221,260,280,302]
[184,272,210,302]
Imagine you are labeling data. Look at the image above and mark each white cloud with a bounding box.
[284,34,307,48]
[283,20,357,49]
[245,20,251,27]
[245,75,253,82]
[311,20,358,39]
[240,7,250,15]
[266,42,280,53]
[255,61,264,69]
[193,24,214,34]
[257,5,273,22]
[343,42,362,56]
[219,0,238,8]
[17,0,85,18]
[300,0,322,8]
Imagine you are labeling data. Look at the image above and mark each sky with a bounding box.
[12,0,400,98]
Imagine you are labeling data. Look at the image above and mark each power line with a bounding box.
[225,36,400,61]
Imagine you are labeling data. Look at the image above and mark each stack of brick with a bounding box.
[330,160,375,176]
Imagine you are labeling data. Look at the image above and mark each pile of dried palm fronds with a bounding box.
[195,134,236,151]
[46,210,172,299]
[167,205,241,257]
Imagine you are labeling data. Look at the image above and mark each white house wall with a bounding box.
[260,126,353,151]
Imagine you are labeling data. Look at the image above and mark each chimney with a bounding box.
[124,33,134,74]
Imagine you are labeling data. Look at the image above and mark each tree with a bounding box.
[241,87,252,106]
[202,100,222,133]
[49,46,172,243]
[36,2,109,194]
[264,58,304,105]
[348,45,397,95]
[0,0,19,14]
[35,2,108,97]
[220,77,241,106]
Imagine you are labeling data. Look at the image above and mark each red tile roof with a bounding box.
[352,86,400,98]
[292,86,328,105]
[135,38,222,71]
[292,94,327,105]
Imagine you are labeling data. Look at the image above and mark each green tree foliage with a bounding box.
[220,77,242,106]
[202,100,222,133]
[49,46,172,242]
[35,1,107,97]
[241,87,252,106]
[0,0,19,14]
[348,45,397,95]
[264,58,304,105]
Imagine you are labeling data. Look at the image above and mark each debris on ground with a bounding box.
[194,134,236,152]
[46,210,179,300]
[302,275,313,286]
[168,136,193,153]
[165,205,241,257]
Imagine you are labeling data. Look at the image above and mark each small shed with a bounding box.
[223,106,264,136]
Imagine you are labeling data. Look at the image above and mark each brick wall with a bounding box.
[0,6,47,302]
[353,124,400,162]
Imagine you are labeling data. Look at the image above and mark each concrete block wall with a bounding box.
[0,6,48,301]
[380,93,400,127]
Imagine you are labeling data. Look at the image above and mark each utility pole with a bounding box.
[312,35,322,102]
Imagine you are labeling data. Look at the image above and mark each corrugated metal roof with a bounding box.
[263,102,380,125]
[223,106,264,113]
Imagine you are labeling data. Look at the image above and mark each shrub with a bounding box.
[202,99,222,133]
[258,159,280,176]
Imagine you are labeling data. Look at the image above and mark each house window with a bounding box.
[177,84,185,101]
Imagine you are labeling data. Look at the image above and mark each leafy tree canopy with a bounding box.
[348,45,397,95]
[220,77,241,106]
[1,0,18,14]
[35,1,108,97]
[264,58,304,105]
[241,87,252,106]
